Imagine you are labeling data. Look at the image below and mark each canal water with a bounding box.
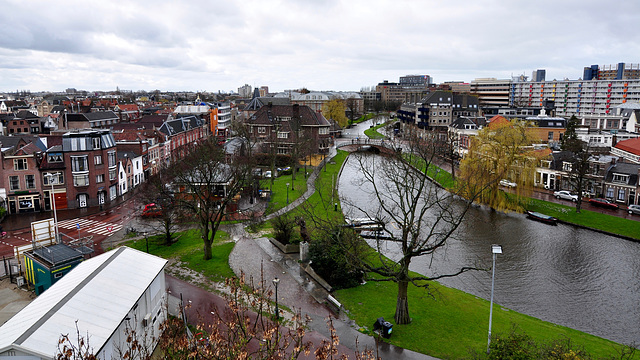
[338,153,640,345]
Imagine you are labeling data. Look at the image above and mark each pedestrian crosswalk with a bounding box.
[56,218,123,236]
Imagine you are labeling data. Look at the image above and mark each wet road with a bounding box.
[0,195,143,258]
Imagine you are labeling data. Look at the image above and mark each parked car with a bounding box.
[141,203,162,218]
[553,190,578,202]
[628,204,640,215]
[588,198,619,210]
[499,179,517,188]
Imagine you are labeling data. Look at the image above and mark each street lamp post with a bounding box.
[46,174,59,243]
[487,244,503,354]
[286,183,290,205]
[272,277,280,320]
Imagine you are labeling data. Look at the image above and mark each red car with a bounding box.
[588,198,619,210]
[141,203,162,218]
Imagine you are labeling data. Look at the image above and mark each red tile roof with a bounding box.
[487,115,510,129]
[117,104,139,112]
[614,137,640,156]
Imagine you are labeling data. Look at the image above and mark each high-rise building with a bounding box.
[532,69,546,82]
[583,63,640,80]
[238,84,252,98]
[469,78,512,107]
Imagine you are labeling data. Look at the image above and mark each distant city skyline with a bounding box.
[1,0,639,93]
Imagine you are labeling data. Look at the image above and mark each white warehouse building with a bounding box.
[0,247,167,359]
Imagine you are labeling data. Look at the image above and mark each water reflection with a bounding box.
[339,154,640,345]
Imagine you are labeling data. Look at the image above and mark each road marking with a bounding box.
[56,218,123,236]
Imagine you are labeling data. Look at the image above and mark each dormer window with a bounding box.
[612,173,629,184]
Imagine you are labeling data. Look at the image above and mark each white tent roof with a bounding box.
[0,246,167,358]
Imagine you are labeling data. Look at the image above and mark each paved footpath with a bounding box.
[224,145,437,359]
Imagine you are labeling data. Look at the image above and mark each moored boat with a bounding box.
[526,211,558,225]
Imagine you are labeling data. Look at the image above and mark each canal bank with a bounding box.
[337,152,640,348]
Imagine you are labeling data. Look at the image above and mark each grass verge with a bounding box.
[335,278,628,359]
[526,198,640,240]
[263,172,309,215]
[125,228,235,282]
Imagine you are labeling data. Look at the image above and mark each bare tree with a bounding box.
[170,138,251,260]
[341,130,486,324]
[560,115,599,213]
[138,166,180,246]
[158,274,378,360]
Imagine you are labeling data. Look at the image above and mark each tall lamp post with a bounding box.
[46,174,59,243]
[286,183,290,205]
[272,277,280,320]
[487,244,502,354]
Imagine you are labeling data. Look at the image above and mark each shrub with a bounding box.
[309,227,365,290]
[271,214,296,245]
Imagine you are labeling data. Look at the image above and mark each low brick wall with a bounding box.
[268,237,300,254]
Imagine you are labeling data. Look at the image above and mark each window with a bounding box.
[319,127,329,135]
[612,174,629,183]
[108,151,117,167]
[44,172,64,185]
[618,189,625,201]
[48,153,63,163]
[548,131,554,140]
[257,127,266,134]
[9,176,19,190]
[562,162,572,172]
[93,137,101,149]
[96,174,105,183]
[73,174,90,187]
[71,156,89,172]
[109,168,117,181]
[14,159,28,171]
[540,160,551,168]
[25,175,35,189]
[94,155,103,165]
[606,187,614,198]
[277,132,289,139]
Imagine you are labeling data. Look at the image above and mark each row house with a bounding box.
[535,152,640,205]
[114,103,141,122]
[113,131,150,181]
[117,151,144,194]
[1,140,47,214]
[603,162,639,205]
[244,104,332,155]
[61,129,119,209]
[6,111,47,135]
[158,115,207,161]
[448,117,487,158]
[64,111,119,129]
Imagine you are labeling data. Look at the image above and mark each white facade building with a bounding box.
[0,247,168,359]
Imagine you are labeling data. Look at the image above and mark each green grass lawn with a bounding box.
[526,198,640,240]
[287,151,348,223]
[263,172,309,215]
[335,279,628,359]
[125,228,235,282]
[363,121,387,139]
[353,113,376,124]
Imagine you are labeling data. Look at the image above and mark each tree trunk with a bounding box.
[203,229,212,260]
[395,280,411,324]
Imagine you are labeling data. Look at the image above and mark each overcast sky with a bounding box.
[1,0,638,94]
